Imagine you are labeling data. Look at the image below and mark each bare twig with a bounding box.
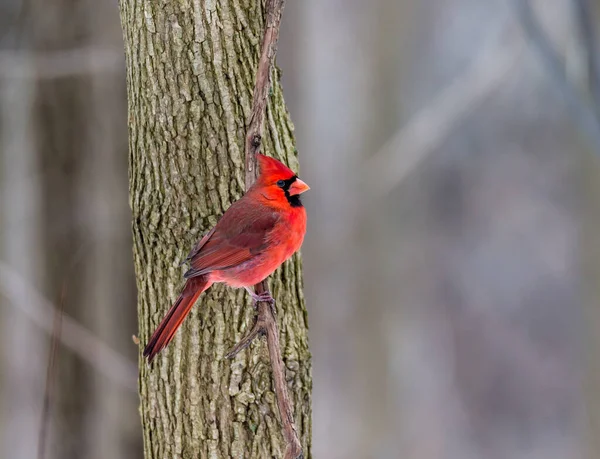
[0,261,138,392]
[227,1,303,458]
[244,0,285,185]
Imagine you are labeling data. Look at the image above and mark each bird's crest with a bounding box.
[257,154,296,180]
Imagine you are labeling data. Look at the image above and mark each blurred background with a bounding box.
[1,0,599,458]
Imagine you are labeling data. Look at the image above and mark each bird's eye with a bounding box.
[276,180,286,188]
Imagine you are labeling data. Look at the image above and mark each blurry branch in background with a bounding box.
[366,0,600,200]
[514,0,600,151]
[365,24,521,198]
[0,262,137,392]
[573,0,600,117]
[37,279,66,459]
[0,49,122,79]
[38,245,85,459]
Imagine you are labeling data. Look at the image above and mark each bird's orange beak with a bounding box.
[288,178,310,196]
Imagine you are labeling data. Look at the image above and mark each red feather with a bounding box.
[143,276,211,362]
[184,202,280,278]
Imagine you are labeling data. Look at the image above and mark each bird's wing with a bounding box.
[184,200,279,278]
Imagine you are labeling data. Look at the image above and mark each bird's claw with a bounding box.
[245,288,277,316]
[257,293,277,317]
[253,291,275,304]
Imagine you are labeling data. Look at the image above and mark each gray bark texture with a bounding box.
[118,1,312,457]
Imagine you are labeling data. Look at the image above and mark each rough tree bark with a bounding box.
[119,1,311,458]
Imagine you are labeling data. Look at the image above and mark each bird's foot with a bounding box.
[245,287,276,315]
[252,291,275,304]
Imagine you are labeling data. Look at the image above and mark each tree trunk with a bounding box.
[119,1,311,457]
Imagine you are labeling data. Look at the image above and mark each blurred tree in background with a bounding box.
[1,1,139,459]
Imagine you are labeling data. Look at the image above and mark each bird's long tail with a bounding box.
[143,276,210,362]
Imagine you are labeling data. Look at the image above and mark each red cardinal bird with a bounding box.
[143,154,309,362]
